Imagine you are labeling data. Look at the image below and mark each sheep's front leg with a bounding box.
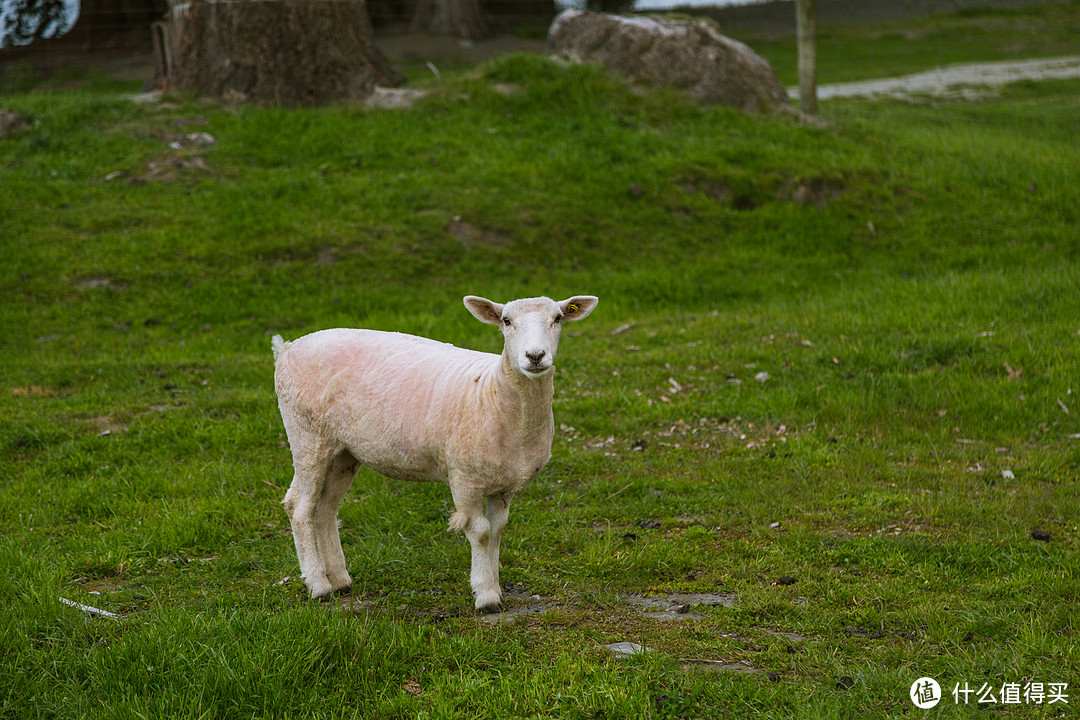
[485,491,513,602]
[448,486,502,613]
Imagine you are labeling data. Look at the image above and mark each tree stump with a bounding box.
[164,0,404,106]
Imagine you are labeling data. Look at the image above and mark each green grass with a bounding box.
[722,0,1080,86]
[2,6,1080,718]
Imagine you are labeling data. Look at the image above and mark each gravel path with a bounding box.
[790,55,1080,101]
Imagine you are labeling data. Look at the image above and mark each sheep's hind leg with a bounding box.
[315,451,359,595]
[449,486,502,613]
[281,438,338,601]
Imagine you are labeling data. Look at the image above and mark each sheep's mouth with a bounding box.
[523,364,553,377]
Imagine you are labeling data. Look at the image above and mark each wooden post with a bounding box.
[795,0,817,114]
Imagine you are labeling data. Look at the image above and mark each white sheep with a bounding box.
[272,294,598,612]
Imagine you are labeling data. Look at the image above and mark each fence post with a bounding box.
[795,0,817,114]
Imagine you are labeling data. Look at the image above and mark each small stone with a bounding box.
[605,641,647,657]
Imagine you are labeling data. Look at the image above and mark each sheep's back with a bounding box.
[275,329,499,482]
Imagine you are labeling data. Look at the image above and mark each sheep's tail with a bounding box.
[271,334,289,362]
[447,510,469,534]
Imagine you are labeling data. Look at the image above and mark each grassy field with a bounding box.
[2,4,1079,718]
[715,0,1080,86]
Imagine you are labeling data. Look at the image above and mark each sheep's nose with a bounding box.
[525,350,546,365]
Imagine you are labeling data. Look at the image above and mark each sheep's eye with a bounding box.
[553,315,563,325]
[502,316,511,327]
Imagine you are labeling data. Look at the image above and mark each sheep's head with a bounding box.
[465,295,598,379]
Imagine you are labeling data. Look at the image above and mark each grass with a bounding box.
[2,4,1080,718]
[718,0,1080,86]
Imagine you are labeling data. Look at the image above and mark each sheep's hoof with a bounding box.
[474,588,504,613]
[311,586,351,603]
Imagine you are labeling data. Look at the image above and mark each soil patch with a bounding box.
[626,592,737,620]
[479,589,554,624]
[682,659,760,674]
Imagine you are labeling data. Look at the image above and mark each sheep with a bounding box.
[272,294,598,613]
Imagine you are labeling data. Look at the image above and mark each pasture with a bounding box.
[2,3,1078,717]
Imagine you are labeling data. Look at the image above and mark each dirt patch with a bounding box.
[332,596,379,615]
[681,659,761,674]
[784,176,845,208]
[11,385,53,398]
[87,127,219,184]
[572,416,799,461]
[68,576,124,594]
[327,586,553,624]
[0,109,29,136]
[76,275,118,288]
[140,154,212,182]
[446,217,511,247]
[626,592,737,621]
[363,86,428,109]
[764,628,808,643]
[479,589,554,624]
[327,584,801,680]
[603,641,767,677]
[90,416,127,437]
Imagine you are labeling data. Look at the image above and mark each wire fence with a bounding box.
[0,0,1068,85]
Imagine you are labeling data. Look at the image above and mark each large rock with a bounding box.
[549,10,789,114]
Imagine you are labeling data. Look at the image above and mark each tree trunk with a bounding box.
[795,0,817,114]
[409,0,490,41]
[164,0,404,106]
[479,0,554,32]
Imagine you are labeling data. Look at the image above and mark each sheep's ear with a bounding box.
[464,296,504,325]
[559,296,598,322]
